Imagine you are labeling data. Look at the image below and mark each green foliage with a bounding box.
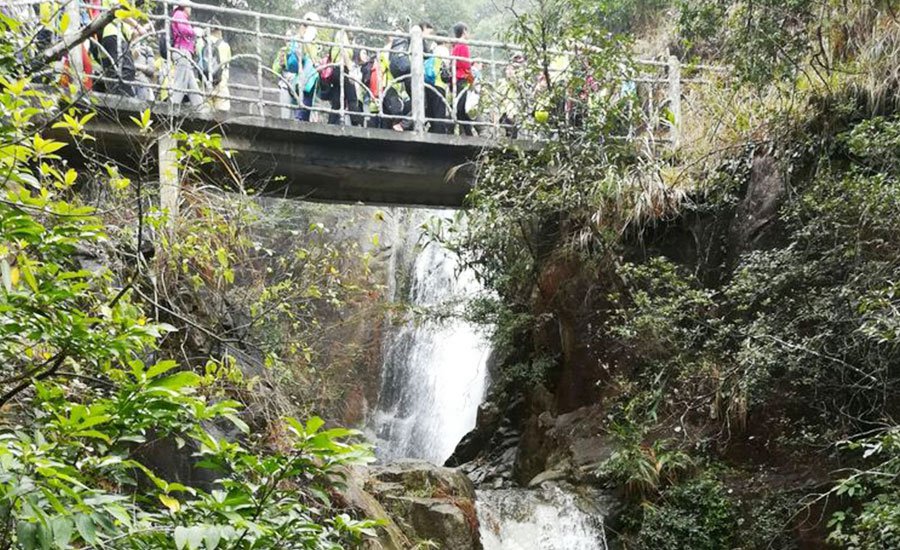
[592,0,674,34]
[828,428,900,549]
[599,419,694,500]
[676,0,817,84]
[635,476,736,550]
[0,11,377,550]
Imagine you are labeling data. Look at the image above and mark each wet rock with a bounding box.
[513,404,616,486]
[527,468,567,488]
[365,460,482,549]
[446,400,503,466]
[338,467,411,550]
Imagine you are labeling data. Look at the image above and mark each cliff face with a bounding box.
[447,150,830,542]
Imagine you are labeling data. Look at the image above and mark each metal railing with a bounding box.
[22,0,717,143]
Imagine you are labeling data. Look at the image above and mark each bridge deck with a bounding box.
[74,96,526,207]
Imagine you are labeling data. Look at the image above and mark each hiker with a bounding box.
[450,22,475,135]
[272,23,305,119]
[425,37,451,134]
[381,33,410,131]
[495,52,527,138]
[198,21,231,111]
[357,48,382,127]
[325,29,362,125]
[169,3,203,108]
[296,12,321,122]
[97,0,137,96]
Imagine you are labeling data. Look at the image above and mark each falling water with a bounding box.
[369,212,609,549]
[370,212,491,464]
[477,485,609,550]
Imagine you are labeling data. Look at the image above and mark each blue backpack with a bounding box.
[424,56,437,84]
[285,41,300,73]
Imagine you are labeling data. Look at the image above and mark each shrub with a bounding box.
[637,476,736,550]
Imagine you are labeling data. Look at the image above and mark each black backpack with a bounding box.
[158,32,172,58]
[360,60,375,88]
[388,37,411,77]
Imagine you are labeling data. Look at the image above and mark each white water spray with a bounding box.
[477,486,609,550]
[371,214,490,464]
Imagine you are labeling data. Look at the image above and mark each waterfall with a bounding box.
[477,486,609,550]
[368,211,609,550]
[370,211,490,464]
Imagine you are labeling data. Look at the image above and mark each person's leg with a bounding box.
[213,80,231,111]
[327,73,344,124]
[99,35,119,94]
[457,93,473,136]
[183,56,203,107]
[279,83,292,118]
[298,90,313,121]
[343,72,362,126]
[455,79,473,136]
[328,89,341,124]
[426,85,449,133]
[119,43,136,97]
[398,79,415,131]
[169,53,187,105]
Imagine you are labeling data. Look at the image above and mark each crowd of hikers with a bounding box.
[269,15,494,134]
[10,2,581,136]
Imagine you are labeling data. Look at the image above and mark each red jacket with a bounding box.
[451,42,472,82]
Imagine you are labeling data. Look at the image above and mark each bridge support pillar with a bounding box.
[158,135,179,225]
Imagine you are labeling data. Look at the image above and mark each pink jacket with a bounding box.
[171,8,196,53]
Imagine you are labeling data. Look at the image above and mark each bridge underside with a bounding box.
[66,97,498,207]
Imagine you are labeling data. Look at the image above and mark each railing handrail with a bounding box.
[16,0,725,142]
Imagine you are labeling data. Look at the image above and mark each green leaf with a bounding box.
[203,525,222,550]
[159,494,181,513]
[306,416,325,434]
[16,521,37,550]
[72,430,112,443]
[174,525,204,550]
[148,371,202,392]
[74,514,98,545]
[223,413,249,434]
[50,516,74,548]
[147,360,179,379]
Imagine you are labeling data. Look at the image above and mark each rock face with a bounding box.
[364,460,483,550]
[728,152,786,259]
[451,400,616,489]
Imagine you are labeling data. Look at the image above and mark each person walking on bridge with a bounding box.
[97,0,138,96]
[425,36,451,134]
[169,3,203,108]
[326,29,362,125]
[273,23,304,119]
[450,22,475,135]
[198,22,231,111]
[297,13,322,122]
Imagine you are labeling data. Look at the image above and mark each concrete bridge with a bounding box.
[43,0,702,207]
[81,95,494,207]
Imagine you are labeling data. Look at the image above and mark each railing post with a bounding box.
[64,0,84,84]
[163,0,172,110]
[409,25,425,135]
[159,135,179,226]
[255,14,263,116]
[667,54,681,148]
